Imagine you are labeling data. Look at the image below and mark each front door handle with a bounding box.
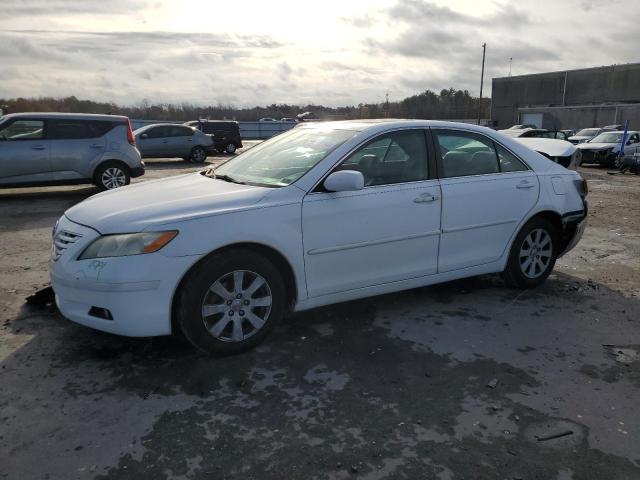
[516,181,535,189]
[32,145,47,150]
[414,192,440,203]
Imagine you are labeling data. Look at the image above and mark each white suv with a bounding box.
[50,120,587,355]
[0,112,144,190]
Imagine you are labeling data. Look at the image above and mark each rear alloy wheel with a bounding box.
[503,218,558,289]
[225,143,237,154]
[95,162,130,191]
[176,249,286,355]
[190,146,207,163]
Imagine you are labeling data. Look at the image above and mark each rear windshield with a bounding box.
[575,128,599,137]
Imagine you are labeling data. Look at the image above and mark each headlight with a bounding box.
[78,231,177,260]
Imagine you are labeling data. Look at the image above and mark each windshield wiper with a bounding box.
[215,174,246,185]
[201,168,246,185]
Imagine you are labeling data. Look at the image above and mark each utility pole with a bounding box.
[385,92,390,118]
[478,43,486,126]
[508,57,512,77]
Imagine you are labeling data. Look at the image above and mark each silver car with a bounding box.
[134,124,214,163]
[0,112,144,190]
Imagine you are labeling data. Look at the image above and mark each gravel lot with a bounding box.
[1,150,639,479]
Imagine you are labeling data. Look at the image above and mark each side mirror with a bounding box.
[324,170,364,192]
[140,133,148,139]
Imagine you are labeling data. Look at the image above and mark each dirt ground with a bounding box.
[1,155,640,480]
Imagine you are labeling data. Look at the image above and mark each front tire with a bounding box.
[190,146,207,163]
[176,249,286,355]
[503,217,558,289]
[94,162,130,191]
[225,143,237,154]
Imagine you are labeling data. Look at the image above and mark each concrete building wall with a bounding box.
[491,63,640,129]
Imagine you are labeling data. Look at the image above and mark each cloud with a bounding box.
[1,0,640,107]
[0,0,151,16]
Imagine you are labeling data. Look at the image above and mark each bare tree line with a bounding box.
[1,88,490,122]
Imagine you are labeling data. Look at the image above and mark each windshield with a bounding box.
[213,127,356,187]
[590,132,624,143]
[575,128,599,137]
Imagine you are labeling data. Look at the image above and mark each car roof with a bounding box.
[1,112,128,121]
[297,119,502,134]
[135,123,194,131]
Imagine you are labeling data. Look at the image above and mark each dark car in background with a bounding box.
[134,124,213,162]
[185,120,243,154]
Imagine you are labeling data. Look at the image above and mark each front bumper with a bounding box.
[50,216,199,337]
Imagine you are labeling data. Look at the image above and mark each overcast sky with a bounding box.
[1,0,639,107]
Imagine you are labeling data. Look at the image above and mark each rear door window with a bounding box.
[169,126,194,137]
[0,119,45,140]
[434,130,527,177]
[145,126,168,138]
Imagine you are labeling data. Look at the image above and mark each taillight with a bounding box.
[575,174,588,198]
[126,118,135,146]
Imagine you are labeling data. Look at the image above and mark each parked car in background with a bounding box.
[498,128,533,138]
[134,124,213,162]
[561,129,577,138]
[603,124,624,131]
[51,120,587,355]
[508,124,537,130]
[0,112,143,190]
[568,127,612,144]
[577,130,640,167]
[518,129,570,141]
[515,137,580,169]
[281,118,297,123]
[185,120,243,154]
[259,118,276,122]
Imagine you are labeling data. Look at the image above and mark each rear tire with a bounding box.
[225,143,237,154]
[190,146,207,163]
[176,249,286,355]
[94,161,130,191]
[502,217,558,289]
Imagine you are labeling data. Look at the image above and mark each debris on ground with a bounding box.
[487,378,499,389]
[536,430,574,442]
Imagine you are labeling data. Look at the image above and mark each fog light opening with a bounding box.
[88,306,113,320]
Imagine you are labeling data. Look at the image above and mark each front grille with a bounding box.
[52,230,82,261]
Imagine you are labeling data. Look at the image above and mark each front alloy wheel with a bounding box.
[190,146,207,163]
[202,270,272,342]
[176,248,286,355]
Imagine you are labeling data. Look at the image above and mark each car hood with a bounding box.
[64,173,271,234]
[515,138,576,157]
[568,136,592,142]
[577,142,618,152]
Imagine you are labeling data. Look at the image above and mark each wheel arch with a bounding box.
[170,241,299,334]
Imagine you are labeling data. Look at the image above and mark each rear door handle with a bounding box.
[414,192,440,203]
[516,181,535,189]
[32,145,46,150]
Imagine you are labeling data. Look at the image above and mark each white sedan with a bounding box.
[50,120,588,354]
